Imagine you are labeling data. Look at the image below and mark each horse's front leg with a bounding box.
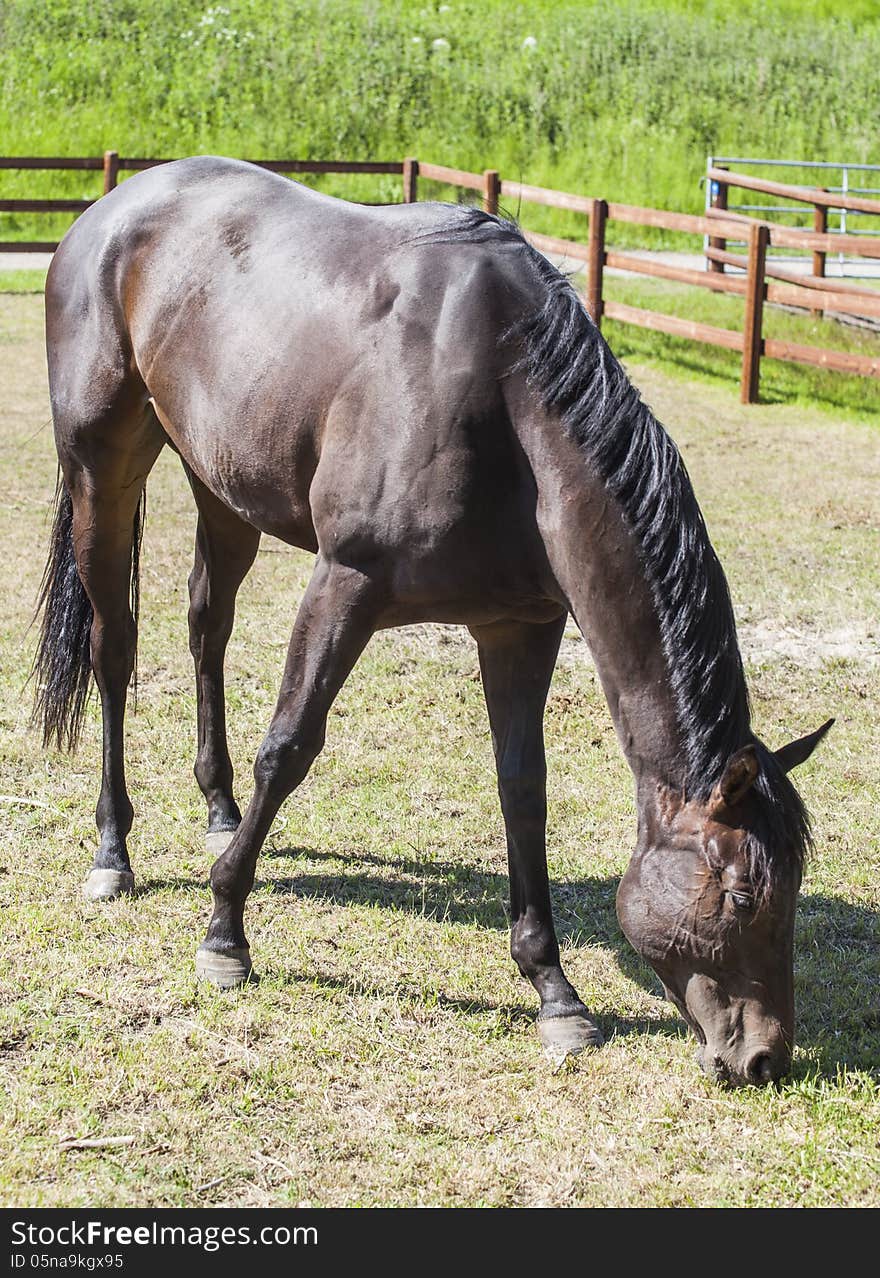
[195,557,380,987]
[471,616,603,1057]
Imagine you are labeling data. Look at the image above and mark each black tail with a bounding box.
[32,477,146,751]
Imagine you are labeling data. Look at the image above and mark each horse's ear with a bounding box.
[774,718,835,774]
[711,745,759,812]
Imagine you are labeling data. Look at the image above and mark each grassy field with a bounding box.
[1,0,879,247]
[0,287,878,1207]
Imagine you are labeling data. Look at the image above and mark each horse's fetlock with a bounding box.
[194,748,232,796]
[96,791,133,834]
[511,924,559,975]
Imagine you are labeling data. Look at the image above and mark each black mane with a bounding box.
[513,241,751,795]
[416,205,811,878]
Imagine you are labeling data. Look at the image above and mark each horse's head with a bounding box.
[617,720,832,1087]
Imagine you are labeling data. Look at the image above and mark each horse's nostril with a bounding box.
[746,1052,776,1085]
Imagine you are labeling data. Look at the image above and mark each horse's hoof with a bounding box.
[205,829,236,857]
[538,1013,604,1060]
[82,868,135,901]
[195,944,253,989]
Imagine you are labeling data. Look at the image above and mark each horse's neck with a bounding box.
[564,504,684,789]
[524,412,685,788]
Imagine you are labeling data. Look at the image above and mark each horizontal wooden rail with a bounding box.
[0,198,94,212]
[117,157,403,174]
[0,157,105,170]
[704,246,880,296]
[765,225,878,259]
[763,338,880,377]
[705,248,880,318]
[523,229,589,262]
[602,300,745,351]
[769,223,880,260]
[503,183,745,238]
[0,155,404,176]
[706,207,880,259]
[605,250,748,295]
[707,166,880,217]
[608,201,746,240]
[0,241,59,252]
[766,279,880,320]
[247,159,401,174]
[501,180,593,215]
[417,162,484,191]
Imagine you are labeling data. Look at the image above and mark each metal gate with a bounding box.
[705,155,880,279]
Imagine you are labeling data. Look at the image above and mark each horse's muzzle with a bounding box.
[698,1041,791,1088]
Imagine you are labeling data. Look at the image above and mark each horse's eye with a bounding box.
[729,891,754,911]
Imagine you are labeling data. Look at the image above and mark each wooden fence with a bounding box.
[2,152,879,403]
[0,152,407,251]
[408,159,880,401]
[706,164,880,277]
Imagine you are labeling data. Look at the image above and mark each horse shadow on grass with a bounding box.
[251,844,879,1077]
[254,844,674,1042]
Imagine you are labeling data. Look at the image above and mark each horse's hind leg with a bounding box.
[184,471,261,853]
[62,404,164,900]
[195,556,380,986]
[470,617,604,1058]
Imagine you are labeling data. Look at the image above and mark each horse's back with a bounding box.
[49,154,527,307]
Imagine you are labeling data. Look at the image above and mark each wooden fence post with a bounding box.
[740,221,769,405]
[482,169,500,215]
[707,163,728,273]
[587,198,607,328]
[812,192,828,278]
[403,157,419,203]
[811,190,828,316]
[102,150,119,195]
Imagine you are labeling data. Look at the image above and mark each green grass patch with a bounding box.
[0,269,48,294]
[1,1,878,249]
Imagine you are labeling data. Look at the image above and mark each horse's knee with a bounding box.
[254,724,325,798]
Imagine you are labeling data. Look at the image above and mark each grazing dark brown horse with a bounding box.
[34,157,831,1085]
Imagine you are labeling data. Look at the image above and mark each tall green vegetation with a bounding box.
[1,0,877,216]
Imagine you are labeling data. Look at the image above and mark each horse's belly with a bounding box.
[150,396,320,548]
